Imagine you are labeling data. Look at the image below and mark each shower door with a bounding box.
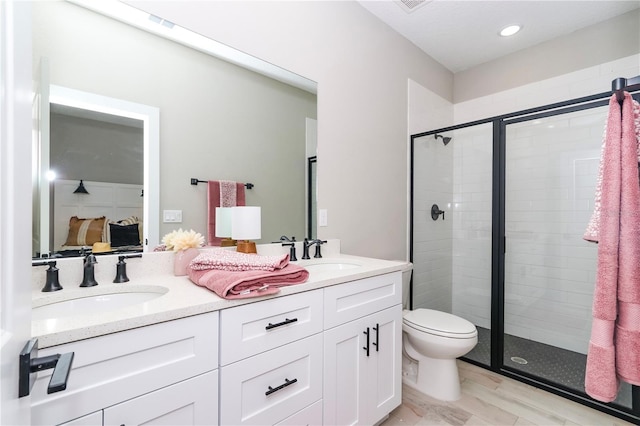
[502,101,633,409]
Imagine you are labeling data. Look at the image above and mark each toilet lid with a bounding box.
[404,309,477,337]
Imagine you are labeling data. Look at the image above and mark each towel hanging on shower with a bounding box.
[584,96,640,242]
[583,92,640,403]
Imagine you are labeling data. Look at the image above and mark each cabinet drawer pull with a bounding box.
[266,317,298,330]
[372,323,379,352]
[363,327,370,357]
[265,377,298,396]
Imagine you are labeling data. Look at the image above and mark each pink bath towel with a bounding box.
[188,263,309,299]
[190,248,289,272]
[207,180,246,245]
[584,92,640,402]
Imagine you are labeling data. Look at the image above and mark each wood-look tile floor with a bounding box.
[381,361,635,426]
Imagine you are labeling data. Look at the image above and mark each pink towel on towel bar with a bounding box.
[584,92,640,402]
[190,248,289,272]
[188,263,309,299]
[207,180,246,246]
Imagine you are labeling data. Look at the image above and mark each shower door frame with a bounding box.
[410,89,640,423]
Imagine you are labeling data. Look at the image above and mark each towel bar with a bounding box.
[190,178,253,189]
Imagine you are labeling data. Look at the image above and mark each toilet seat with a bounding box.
[404,309,477,338]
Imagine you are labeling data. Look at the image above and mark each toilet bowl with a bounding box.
[400,265,478,401]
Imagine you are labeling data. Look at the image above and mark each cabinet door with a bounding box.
[103,370,218,426]
[365,305,402,425]
[323,305,402,426]
[323,315,369,426]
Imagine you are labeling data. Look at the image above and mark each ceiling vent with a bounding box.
[394,0,432,14]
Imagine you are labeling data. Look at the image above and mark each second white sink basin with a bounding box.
[304,262,361,272]
[33,290,166,321]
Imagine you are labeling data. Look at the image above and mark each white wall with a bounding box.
[127,0,454,261]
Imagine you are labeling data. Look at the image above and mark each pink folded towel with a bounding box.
[188,264,309,299]
[190,248,289,272]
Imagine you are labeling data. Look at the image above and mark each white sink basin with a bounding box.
[304,262,361,272]
[33,291,165,321]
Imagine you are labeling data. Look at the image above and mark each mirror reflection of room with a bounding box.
[31,0,318,259]
[45,106,144,258]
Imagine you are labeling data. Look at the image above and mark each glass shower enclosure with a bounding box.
[410,91,640,423]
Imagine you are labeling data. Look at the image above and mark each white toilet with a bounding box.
[400,265,478,401]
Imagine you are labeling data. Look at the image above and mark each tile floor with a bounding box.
[381,361,635,426]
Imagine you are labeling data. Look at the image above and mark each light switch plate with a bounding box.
[319,209,328,227]
[163,209,183,223]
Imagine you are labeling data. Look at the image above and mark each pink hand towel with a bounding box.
[188,264,309,299]
[190,248,289,272]
[207,180,246,245]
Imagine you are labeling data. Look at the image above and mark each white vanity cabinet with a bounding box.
[31,312,219,426]
[32,266,405,426]
[219,290,324,425]
[323,272,402,425]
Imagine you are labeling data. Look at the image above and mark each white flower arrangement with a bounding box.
[162,228,204,252]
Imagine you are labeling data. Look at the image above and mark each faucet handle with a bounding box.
[113,254,142,283]
[33,261,63,292]
[313,240,327,258]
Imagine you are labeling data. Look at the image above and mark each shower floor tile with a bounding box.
[464,326,632,409]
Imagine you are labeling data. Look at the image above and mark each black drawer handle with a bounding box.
[265,378,298,396]
[266,317,298,330]
[363,327,370,357]
[372,323,379,352]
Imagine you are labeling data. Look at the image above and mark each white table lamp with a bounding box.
[231,206,261,253]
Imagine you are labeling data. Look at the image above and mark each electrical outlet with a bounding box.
[319,209,328,227]
[163,210,183,223]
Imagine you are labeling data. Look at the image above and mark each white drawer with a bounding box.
[275,399,322,426]
[220,289,323,365]
[323,272,401,329]
[103,370,218,426]
[31,311,219,426]
[220,334,323,426]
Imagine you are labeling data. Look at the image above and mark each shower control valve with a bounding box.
[431,204,445,221]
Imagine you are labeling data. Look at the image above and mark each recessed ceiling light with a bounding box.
[500,25,521,37]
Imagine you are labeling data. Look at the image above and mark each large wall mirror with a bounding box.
[32,0,318,258]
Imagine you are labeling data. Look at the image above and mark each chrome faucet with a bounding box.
[302,238,327,260]
[80,253,99,287]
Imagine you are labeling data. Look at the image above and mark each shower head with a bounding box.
[434,134,452,146]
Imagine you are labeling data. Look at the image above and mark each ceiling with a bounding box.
[357,0,640,73]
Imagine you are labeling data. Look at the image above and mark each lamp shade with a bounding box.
[215,207,233,237]
[231,206,261,240]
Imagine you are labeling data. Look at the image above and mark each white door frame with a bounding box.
[1,1,34,423]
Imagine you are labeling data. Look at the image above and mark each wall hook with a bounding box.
[431,204,445,221]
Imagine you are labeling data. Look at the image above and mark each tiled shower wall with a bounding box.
[413,54,639,354]
[502,110,602,353]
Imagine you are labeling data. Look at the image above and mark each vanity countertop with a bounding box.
[31,251,409,348]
